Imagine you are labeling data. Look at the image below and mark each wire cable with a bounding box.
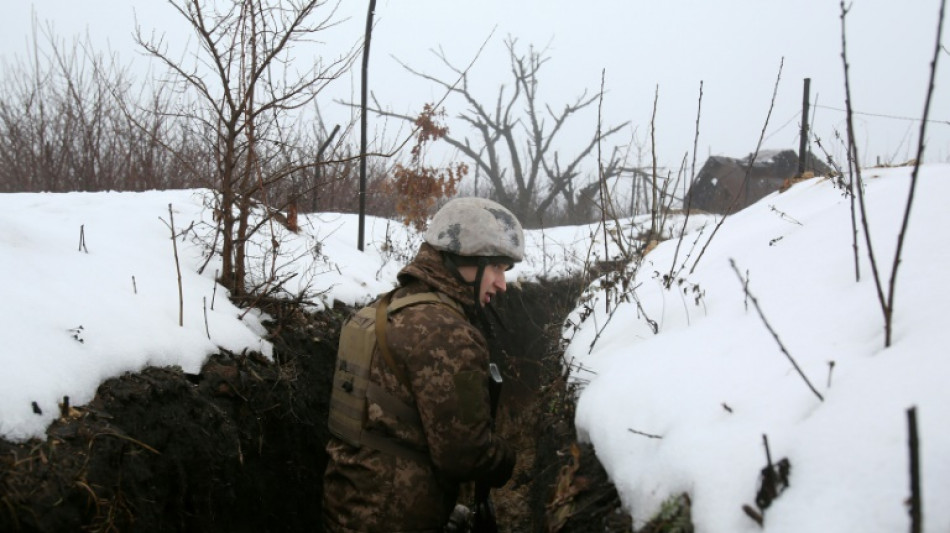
[813,104,949,125]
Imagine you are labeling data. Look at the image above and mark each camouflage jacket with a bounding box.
[323,243,514,532]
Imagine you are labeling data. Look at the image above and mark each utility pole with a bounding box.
[358,0,377,251]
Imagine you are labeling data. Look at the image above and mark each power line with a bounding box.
[763,111,802,142]
[813,104,950,125]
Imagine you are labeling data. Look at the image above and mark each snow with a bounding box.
[2,164,948,532]
[565,164,950,532]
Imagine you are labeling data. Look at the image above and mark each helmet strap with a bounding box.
[442,252,489,312]
[471,257,488,311]
[441,252,508,342]
[442,253,475,288]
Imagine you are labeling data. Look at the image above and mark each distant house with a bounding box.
[687,149,832,214]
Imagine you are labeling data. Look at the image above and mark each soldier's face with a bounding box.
[457,263,508,305]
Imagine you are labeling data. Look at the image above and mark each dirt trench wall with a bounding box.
[0,278,602,532]
[0,307,343,533]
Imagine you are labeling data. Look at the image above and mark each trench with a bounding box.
[0,278,640,532]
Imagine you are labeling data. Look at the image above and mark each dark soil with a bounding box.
[0,279,637,532]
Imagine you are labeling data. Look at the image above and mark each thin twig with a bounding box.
[666,80,704,287]
[769,205,803,226]
[691,58,785,274]
[884,0,946,347]
[597,69,610,314]
[650,85,660,238]
[211,269,218,310]
[161,204,184,328]
[840,2,888,334]
[90,431,161,456]
[840,136,861,282]
[203,296,211,340]
[587,279,654,354]
[730,259,824,402]
[742,268,750,312]
[78,225,88,253]
[628,428,663,439]
[823,128,862,282]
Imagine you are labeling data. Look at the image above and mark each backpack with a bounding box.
[327,290,464,462]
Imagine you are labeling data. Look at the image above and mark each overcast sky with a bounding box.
[2,1,948,173]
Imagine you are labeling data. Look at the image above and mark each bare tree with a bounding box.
[368,37,628,227]
[136,0,358,297]
[0,19,199,193]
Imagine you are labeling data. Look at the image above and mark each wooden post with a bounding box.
[797,78,811,175]
[907,407,921,533]
[358,0,377,251]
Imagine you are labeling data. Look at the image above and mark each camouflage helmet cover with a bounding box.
[424,197,524,262]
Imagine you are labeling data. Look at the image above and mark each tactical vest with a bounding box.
[327,290,465,463]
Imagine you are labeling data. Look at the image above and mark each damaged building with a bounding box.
[687,149,832,214]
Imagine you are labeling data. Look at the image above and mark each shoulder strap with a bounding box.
[374,290,466,391]
[388,291,465,318]
[375,291,410,389]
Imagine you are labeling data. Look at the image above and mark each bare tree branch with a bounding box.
[883,0,946,346]
[690,58,785,274]
[367,36,628,226]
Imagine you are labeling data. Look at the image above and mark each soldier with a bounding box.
[323,197,521,532]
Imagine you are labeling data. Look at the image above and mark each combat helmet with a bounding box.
[424,197,524,265]
[424,197,524,310]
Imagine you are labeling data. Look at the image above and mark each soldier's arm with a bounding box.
[407,322,512,482]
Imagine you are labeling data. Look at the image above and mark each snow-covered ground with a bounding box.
[565,164,950,532]
[1,164,947,532]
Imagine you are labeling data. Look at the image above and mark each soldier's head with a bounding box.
[424,197,524,306]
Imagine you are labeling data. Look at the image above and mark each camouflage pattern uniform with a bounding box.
[323,243,515,532]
